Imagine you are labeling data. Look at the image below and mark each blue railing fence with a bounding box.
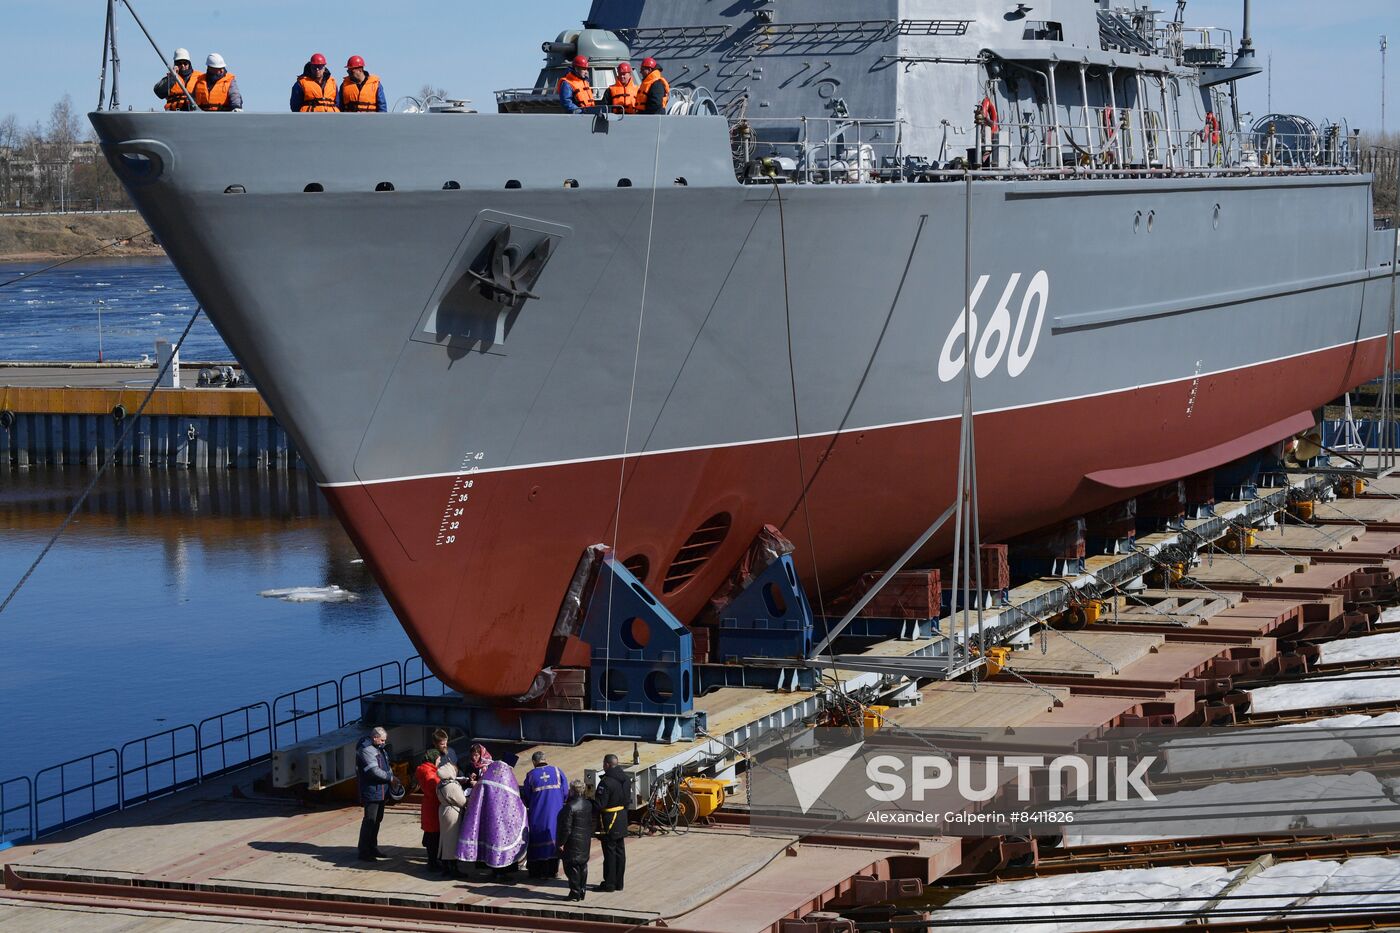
[198,703,272,780]
[2,654,447,846]
[34,749,120,837]
[273,680,341,749]
[340,661,404,726]
[0,776,34,846]
[120,726,199,807]
[404,655,448,697]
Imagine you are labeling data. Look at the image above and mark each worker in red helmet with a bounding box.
[636,57,670,114]
[292,52,339,112]
[339,55,387,112]
[557,55,596,114]
[603,62,641,114]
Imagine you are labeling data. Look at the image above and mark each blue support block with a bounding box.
[714,555,814,663]
[580,558,694,717]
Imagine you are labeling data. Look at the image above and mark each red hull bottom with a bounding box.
[323,339,1386,697]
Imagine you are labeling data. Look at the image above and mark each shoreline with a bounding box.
[0,246,166,263]
[0,213,159,263]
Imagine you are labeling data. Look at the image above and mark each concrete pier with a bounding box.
[0,364,303,470]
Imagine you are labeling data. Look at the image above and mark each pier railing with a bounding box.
[1,652,448,844]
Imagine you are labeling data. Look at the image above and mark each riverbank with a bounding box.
[0,213,160,261]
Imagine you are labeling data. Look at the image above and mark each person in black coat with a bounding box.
[555,779,594,901]
[593,754,632,892]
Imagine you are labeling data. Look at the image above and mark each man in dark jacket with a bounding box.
[356,726,393,861]
[555,779,593,901]
[594,754,631,892]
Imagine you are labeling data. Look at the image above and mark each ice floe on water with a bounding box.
[1321,630,1400,665]
[258,585,359,603]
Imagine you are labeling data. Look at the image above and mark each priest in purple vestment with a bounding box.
[521,750,568,878]
[456,746,528,879]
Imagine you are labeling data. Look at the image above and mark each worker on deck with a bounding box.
[153,48,200,111]
[291,53,339,112]
[556,779,593,901]
[603,62,640,114]
[436,761,467,877]
[193,54,242,112]
[355,726,393,862]
[558,56,596,114]
[636,57,670,114]
[338,55,387,112]
[521,751,568,879]
[430,728,459,767]
[415,750,444,873]
[594,753,631,892]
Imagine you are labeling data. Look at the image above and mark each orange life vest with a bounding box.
[1102,106,1116,141]
[637,70,670,113]
[607,78,640,114]
[165,70,203,111]
[340,74,382,112]
[557,71,596,110]
[298,73,339,112]
[195,72,236,111]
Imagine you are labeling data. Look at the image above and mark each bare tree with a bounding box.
[0,114,17,206]
[418,84,451,104]
[46,95,87,160]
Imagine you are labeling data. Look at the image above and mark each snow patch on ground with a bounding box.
[1161,721,1361,774]
[1063,772,1396,846]
[258,585,359,603]
[1321,631,1400,665]
[1249,674,1400,712]
[1224,856,1400,923]
[930,865,1237,932]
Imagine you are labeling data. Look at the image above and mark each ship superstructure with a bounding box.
[92,0,1396,700]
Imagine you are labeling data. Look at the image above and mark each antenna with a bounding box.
[1267,52,1272,114]
[97,0,121,111]
[1383,35,1389,137]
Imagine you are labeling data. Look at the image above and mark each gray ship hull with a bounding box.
[91,111,1398,697]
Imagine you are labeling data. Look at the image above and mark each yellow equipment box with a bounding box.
[680,777,728,823]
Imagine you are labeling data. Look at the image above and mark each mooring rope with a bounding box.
[0,231,154,290]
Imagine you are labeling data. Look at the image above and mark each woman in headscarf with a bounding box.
[436,761,467,877]
[466,742,491,785]
[456,744,528,882]
[415,749,443,872]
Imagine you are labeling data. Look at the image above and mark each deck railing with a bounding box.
[1,653,447,846]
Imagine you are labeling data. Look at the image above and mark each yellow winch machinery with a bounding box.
[679,776,729,823]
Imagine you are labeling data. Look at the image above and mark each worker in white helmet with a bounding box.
[193,53,243,112]
[153,48,201,111]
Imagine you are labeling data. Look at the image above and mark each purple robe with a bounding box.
[521,764,568,861]
[456,759,528,868]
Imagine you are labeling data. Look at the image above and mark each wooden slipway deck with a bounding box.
[0,767,957,933]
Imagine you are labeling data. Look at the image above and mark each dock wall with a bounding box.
[0,386,304,470]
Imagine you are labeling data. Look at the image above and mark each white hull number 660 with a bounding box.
[938,271,1049,383]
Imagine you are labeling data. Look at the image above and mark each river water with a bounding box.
[0,468,412,782]
[0,258,414,828]
[0,256,231,361]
